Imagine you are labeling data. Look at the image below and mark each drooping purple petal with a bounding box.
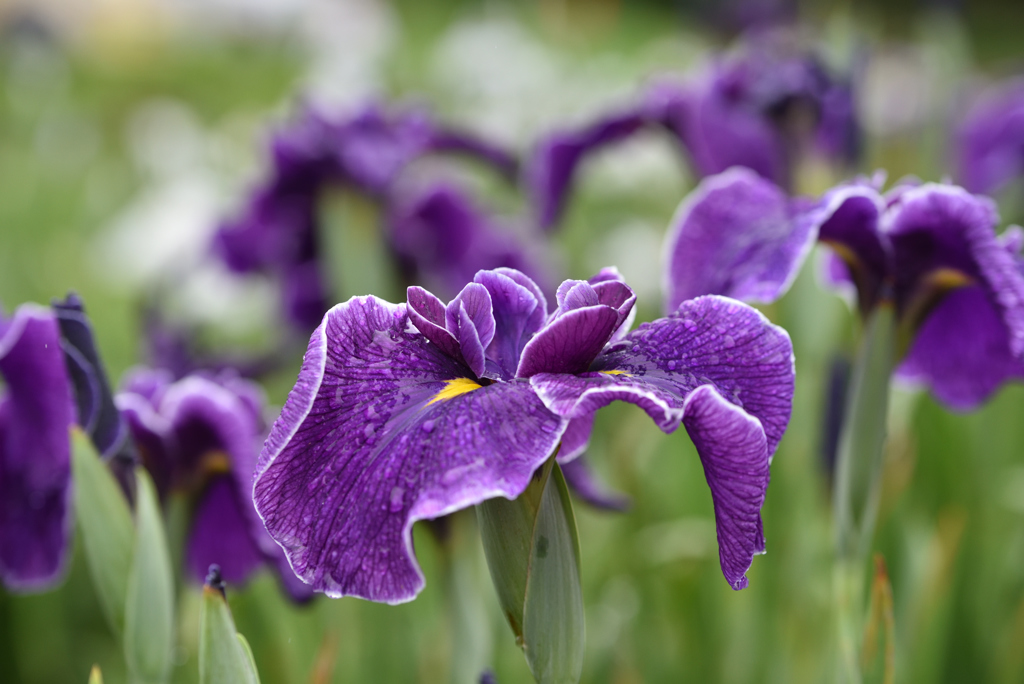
[650,77,787,184]
[662,167,816,313]
[895,286,1024,409]
[558,414,594,463]
[682,384,769,590]
[530,295,794,455]
[560,456,631,512]
[0,305,74,591]
[427,127,519,180]
[589,268,637,342]
[253,296,567,603]
[955,80,1024,196]
[528,110,647,231]
[886,183,1024,357]
[187,475,265,585]
[473,269,547,379]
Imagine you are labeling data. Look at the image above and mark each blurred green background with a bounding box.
[3,0,1024,682]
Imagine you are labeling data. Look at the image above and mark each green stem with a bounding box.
[831,304,897,683]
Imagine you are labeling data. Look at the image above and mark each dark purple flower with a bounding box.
[0,304,75,591]
[253,267,794,601]
[954,79,1024,196]
[52,294,135,464]
[116,368,311,600]
[664,168,1024,409]
[530,40,857,231]
[216,104,520,330]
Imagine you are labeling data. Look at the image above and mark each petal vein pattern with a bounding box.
[253,296,567,603]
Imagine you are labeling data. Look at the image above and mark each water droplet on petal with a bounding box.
[389,486,405,512]
[421,420,435,433]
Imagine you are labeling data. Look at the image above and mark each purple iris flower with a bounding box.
[252,267,794,601]
[0,304,74,591]
[117,368,311,600]
[216,103,520,330]
[955,79,1024,196]
[664,167,1024,409]
[530,40,857,231]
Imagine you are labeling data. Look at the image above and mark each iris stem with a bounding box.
[831,303,896,684]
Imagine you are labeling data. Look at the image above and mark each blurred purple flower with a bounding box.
[663,168,1024,409]
[216,103,520,330]
[530,38,858,231]
[117,368,311,600]
[252,267,793,602]
[388,182,550,301]
[955,79,1024,196]
[0,304,74,592]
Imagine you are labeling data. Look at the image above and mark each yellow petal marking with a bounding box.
[601,370,630,376]
[427,377,483,406]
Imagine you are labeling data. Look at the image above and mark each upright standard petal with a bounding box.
[474,269,547,379]
[662,167,815,313]
[253,296,567,603]
[0,305,74,591]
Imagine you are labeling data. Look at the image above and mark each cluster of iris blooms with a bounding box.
[4,31,1024,682]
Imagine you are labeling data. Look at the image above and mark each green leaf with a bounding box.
[71,428,135,634]
[199,584,261,684]
[124,468,175,684]
[833,303,897,562]
[478,459,585,684]
[88,665,104,684]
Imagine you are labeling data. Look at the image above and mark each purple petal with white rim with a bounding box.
[0,305,74,591]
[253,296,567,603]
[895,286,1024,409]
[530,295,794,454]
[662,167,816,313]
[682,384,769,589]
